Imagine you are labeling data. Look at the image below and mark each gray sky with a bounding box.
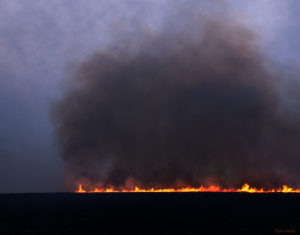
[0,0,299,193]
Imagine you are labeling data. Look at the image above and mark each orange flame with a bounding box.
[75,183,300,193]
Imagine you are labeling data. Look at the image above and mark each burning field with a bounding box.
[1,2,300,235]
[75,183,300,193]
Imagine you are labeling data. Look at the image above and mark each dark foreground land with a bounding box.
[0,193,299,235]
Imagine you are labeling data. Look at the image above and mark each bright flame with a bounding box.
[75,183,300,193]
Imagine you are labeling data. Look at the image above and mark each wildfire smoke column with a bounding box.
[52,9,300,191]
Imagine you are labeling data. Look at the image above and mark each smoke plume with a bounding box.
[52,11,300,189]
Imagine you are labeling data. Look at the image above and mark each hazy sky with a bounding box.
[0,0,299,193]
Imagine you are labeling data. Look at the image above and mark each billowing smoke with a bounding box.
[52,11,300,189]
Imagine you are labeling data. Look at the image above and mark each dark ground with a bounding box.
[0,192,299,235]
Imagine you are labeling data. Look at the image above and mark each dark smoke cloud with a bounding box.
[52,12,300,189]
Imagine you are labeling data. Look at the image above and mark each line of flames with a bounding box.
[75,183,300,193]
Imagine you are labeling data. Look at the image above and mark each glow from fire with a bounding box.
[75,183,300,193]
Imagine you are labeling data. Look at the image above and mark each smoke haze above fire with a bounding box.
[1,0,300,192]
[52,7,300,189]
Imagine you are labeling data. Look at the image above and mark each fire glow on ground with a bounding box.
[75,183,300,193]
